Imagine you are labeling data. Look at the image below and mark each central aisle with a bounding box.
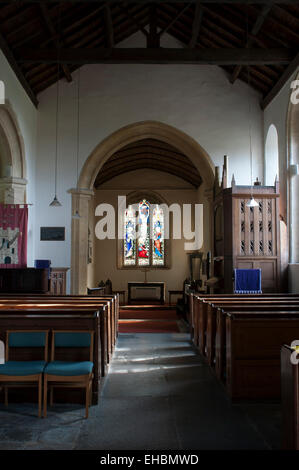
[76,332,279,450]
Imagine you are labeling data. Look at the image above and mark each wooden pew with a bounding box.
[0,294,119,366]
[0,306,104,405]
[224,312,299,400]
[215,308,299,383]
[281,343,299,450]
[191,293,299,347]
[206,300,299,367]
[198,298,298,356]
[192,295,299,356]
[191,295,299,401]
[0,298,114,377]
[0,292,119,346]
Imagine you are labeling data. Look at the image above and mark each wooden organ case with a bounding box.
[213,159,281,293]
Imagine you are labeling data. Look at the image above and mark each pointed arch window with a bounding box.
[124,199,165,267]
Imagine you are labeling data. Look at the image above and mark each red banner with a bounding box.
[0,204,28,268]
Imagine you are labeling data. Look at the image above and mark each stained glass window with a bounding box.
[152,205,164,266]
[137,200,150,266]
[123,200,165,267]
[124,205,136,266]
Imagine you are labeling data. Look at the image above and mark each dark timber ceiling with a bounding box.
[94,138,202,187]
[0,1,298,108]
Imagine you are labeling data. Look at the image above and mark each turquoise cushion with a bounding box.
[45,361,94,376]
[54,333,91,348]
[0,361,46,376]
[9,332,47,348]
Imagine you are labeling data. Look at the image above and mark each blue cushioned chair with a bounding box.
[43,330,94,418]
[0,330,49,417]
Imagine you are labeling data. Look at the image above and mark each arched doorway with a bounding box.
[0,103,27,204]
[69,121,214,294]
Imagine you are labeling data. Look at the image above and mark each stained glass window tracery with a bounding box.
[124,200,165,267]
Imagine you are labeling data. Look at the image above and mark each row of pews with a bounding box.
[190,292,299,449]
[0,293,119,405]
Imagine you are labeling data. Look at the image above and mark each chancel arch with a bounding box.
[69,121,214,294]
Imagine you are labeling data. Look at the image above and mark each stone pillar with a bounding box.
[68,188,94,294]
[0,177,27,204]
[288,94,299,293]
[290,105,299,264]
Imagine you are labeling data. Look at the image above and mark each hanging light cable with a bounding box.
[49,63,62,207]
[246,8,258,209]
[72,68,81,219]
[49,6,62,207]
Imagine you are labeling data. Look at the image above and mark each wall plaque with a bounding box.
[40,227,65,241]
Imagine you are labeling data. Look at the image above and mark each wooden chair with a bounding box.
[0,330,49,418]
[43,330,94,418]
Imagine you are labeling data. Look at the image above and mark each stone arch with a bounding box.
[0,103,26,179]
[0,102,27,204]
[126,190,169,206]
[78,121,214,190]
[70,121,214,294]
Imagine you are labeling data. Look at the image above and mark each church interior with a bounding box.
[0,0,299,454]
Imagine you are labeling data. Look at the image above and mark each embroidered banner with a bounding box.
[0,204,28,268]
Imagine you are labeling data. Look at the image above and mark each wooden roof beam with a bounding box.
[230,3,273,84]
[15,47,294,65]
[13,1,299,4]
[158,3,191,38]
[261,52,299,109]
[0,30,38,107]
[189,1,203,48]
[104,4,114,47]
[39,3,72,82]
[117,3,149,38]
[148,3,160,47]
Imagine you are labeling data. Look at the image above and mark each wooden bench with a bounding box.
[193,295,299,357]
[0,307,104,405]
[0,294,119,406]
[0,294,119,363]
[281,343,299,450]
[215,307,299,382]
[225,312,299,400]
[191,293,299,348]
[206,300,299,367]
[0,298,116,366]
[190,294,299,400]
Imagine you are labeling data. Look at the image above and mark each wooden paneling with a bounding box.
[50,267,69,295]
[213,176,281,293]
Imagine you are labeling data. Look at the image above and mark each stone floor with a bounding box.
[0,332,281,450]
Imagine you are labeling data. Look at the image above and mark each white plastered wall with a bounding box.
[34,33,264,293]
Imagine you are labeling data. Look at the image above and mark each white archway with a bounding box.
[265,124,279,186]
[78,121,214,190]
[69,121,215,294]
